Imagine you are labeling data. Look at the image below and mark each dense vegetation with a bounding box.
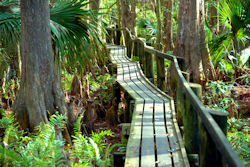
[0,0,249,166]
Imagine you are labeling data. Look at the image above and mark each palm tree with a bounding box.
[209,0,250,66]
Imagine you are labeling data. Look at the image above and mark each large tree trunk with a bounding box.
[14,0,68,131]
[175,0,212,84]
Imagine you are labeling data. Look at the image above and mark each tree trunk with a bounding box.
[117,0,122,29]
[175,0,204,83]
[120,0,137,35]
[90,0,101,26]
[200,0,215,81]
[163,0,174,52]
[209,0,219,34]
[14,0,69,131]
[188,0,201,83]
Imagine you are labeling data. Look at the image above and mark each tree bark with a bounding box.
[120,0,137,35]
[90,0,101,27]
[200,0,215,81]
[209,0,219,34]
[188,0,201,83]
[14,0,68,131]
[163,0,174,52]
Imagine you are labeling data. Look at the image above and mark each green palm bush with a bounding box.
[209,0,249,67]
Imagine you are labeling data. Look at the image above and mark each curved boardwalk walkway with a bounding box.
[108,45,189,167]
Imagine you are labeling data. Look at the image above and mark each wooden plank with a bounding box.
[130,64,166,101]
[170,100,190,167]
[141,102,155,167]
[154,102,172,167]
[109,46,189,167]
[122,64,153,101]
[164,102,184,167]
[128,64,162,101]
[125,102,144,167]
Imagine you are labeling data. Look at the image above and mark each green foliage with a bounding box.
[0,0,106,74]
[61,70,75,92]
[227,118,250,165]
[204,81,238,114]
[209,0,250,66]
[0,110,118,167]
[0,111,66,166]
[72,117,117,167]
[87,73,116,104]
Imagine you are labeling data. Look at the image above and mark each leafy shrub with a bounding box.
[227,118,250,165]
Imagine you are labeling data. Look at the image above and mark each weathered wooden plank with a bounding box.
[125,102,144,167]
[109,45,190,167]
[141,102,155,167]
[154,102,172,167]
[165,102,185,167]
[169,100,190,167]
[128,64,162,101]
[122,64,153,101]
[130,64,167,101]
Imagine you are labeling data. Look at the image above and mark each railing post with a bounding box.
[156,53,166,91]
[199,110,228,167]
[133,41,138,58]
[183,83,202,159]
[138,42,145,72]
[114,28,121,45]
[176,72,190,126]
[124,91,132,123]
[145,51,154,83]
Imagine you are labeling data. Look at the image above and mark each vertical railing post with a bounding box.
[145,51,154,83]
[199,110,228,167]
[183,83,202,162]
[124,91,132,123]
[176,72,190,126]
[138,42,145,72]
[133,41,138,58]
[156,53,166,91]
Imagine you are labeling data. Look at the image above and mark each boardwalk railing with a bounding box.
[106,27,244,167]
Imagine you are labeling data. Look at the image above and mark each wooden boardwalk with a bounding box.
[108,45,189,167]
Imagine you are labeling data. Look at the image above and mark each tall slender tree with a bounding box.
[163,0,174,52]
[200,0,216,80]
[120,0,137,35]
[154,0,166,90]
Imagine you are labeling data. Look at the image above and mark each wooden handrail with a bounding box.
[106,27,244,167]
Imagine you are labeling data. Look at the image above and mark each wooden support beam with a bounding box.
[156,52,166,91]
[138,42,145,72]
[199,109,228,167]
[144,51,154,83]
[183,83,202,156]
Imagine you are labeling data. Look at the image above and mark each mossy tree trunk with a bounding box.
[14,0,69,131]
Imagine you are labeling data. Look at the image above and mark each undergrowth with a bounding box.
[0,109,118,167]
